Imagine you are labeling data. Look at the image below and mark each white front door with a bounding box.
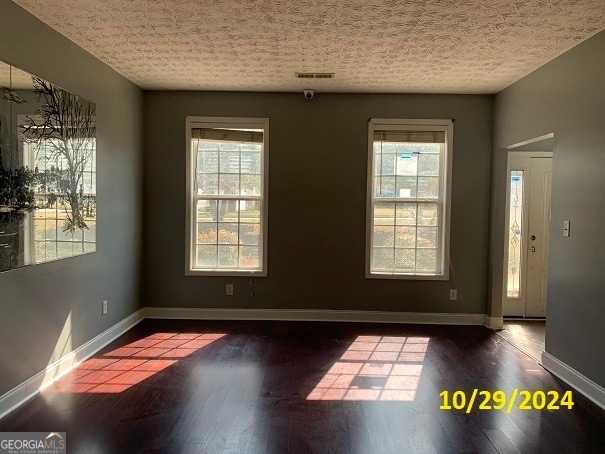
[504,153,552,317]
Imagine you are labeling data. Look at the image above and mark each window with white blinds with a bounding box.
[186,117,269,276]
[367,119,453,279]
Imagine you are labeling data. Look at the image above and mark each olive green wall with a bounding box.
[492,30,605,387]
[143,92,492,314]
[0,1,143,395]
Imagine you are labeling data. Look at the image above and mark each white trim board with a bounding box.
[485,316,504,330]
[143,307,486,325]
[506,133,554,150]
[0,309,145,420]
[541,351,605,412]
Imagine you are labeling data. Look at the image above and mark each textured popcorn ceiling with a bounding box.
[12,0,605,93]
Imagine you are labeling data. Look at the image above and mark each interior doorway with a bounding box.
[503,152,553,317]
[493,134,554,362]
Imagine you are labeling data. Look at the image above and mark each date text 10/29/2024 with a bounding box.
[440,389,574,414]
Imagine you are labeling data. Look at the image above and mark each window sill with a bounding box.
[366,271,449,281]
[186,269,267,277]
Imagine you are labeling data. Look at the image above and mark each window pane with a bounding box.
[220,200,239,221]
[417,177,439,198]
[218,223,239,244]
[381,153,396,175]
[218,245,238,267]
[416,249,437,272]
[57,241,75,259]
[197,223,217,244]
[375,176,396,198]
[219,174,240,195]
[240,201,261,223]
[241,174,261,196]
[372,248,393,271]
[374,203,395,225]
[507,170,524,298]
[220,151,240,174]
[417,203,438,226]
[198,151,218,173]
[197,200,216,222]
[240,223,260,245]
[36,243,46,262]
[417,227,438,248]
[395,176,417,198]
[395,226,416,247]
[239,246,260,268]
[34,221,44,241]
[84,220,96,242]
[395,154,418,176]
[68,230,84,243]
[241,151,261,174]
[395,249,415,271]
[42,242,57,262]
[418,153,440,176]
[198,174,218,195]
[373,225,394,247]
[395,203,416,225]
[197,245,217,267]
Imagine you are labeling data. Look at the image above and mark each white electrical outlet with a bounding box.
[102,300,108,315]
[449,289,457,301]
[226,284,234,296]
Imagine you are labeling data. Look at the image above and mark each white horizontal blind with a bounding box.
[192,128,263,144]
[373,130,446,143]
[368,120,452,278]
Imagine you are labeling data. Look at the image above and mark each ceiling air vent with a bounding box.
[296,72,335,79]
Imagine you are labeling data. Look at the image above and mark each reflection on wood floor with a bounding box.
[496,320,546,362]
[1,319,603,453]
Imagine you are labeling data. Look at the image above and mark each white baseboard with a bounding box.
[143,307,486,325]
[484,315,504,330]
[0,309,145,420]
[541,351,605,411]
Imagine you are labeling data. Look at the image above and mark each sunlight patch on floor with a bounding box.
[45,332,225,393]
[307,335,429,401]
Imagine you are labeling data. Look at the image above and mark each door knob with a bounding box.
[529,246,536,252]
[531,235,536,241]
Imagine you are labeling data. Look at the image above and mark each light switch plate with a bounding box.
[563,220,570,237]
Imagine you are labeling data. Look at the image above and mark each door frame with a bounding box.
[502,151,553,317]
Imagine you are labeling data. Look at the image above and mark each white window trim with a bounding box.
[366,118,453,280]
[185,116,269,277]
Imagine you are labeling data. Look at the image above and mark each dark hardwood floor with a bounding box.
[1,320,604,453]
[495,320,546,363]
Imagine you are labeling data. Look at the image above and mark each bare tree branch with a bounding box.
[19,77,95,232]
